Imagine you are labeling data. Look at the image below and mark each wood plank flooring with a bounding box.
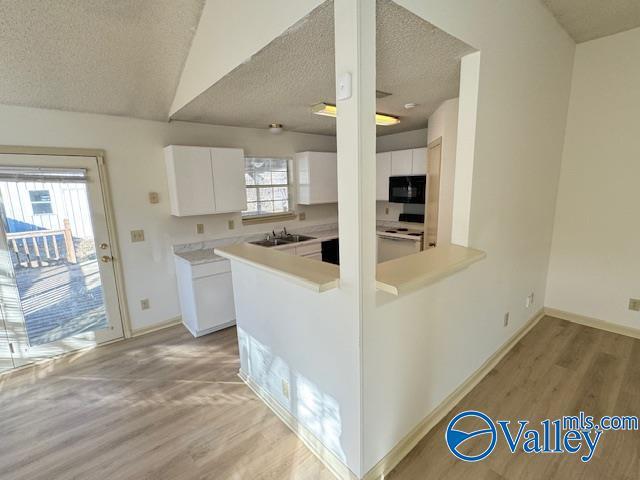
[1,316,638,480]
[387,316,640,480]
[0,325,334,480]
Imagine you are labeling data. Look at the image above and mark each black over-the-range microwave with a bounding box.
[388,175,427,204]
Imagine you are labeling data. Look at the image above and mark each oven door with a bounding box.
[388,175,426,203]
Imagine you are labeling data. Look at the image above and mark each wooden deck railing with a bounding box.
[7,219,77,268]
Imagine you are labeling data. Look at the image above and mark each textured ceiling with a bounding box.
[172,0,475,136]
[542,0,640,42]
[0,0,204,120]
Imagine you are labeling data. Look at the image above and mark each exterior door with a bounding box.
[0,154,123,370]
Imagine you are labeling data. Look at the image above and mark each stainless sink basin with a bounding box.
[250,238,294,247]
[249,234,317,248]
[283,234,316,242]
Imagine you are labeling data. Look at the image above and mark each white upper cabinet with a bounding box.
[376,152,391,201]
[165,145,216,216]
[391,149,413,176]
[210,147,247,213]
[165,145,246,216]
[412,147,428,175]
[296,151,338,205]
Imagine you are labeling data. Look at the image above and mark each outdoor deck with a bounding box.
[15,259,107,346]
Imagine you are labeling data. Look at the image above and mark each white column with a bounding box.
[334,0,377,476]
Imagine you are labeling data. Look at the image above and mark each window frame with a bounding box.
[29,189,53,215]
[242,156,295,222]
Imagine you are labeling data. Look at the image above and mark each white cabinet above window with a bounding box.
[376,152,391,201]
[391,149,413,176]
[295,151,338,205]
[164,145,246,216]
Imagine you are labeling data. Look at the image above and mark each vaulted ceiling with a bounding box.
[172,0,475,136]
[0,0,205,120]
[542,0,640,43]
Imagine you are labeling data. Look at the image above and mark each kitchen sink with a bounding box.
[249,238,294,247]
[249,234,317,248]
[283,234,316,242]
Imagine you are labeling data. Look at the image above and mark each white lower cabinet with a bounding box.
[276,242,323,260]
[175,256,236,337]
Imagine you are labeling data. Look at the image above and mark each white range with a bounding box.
[376,227,425,262]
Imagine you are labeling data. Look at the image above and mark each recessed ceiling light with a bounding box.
[269,123,283,134]
[311,103,400,126]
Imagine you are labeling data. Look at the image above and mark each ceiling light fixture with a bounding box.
[311,103,400,126]
[404,102,417,110]
[269,123,283,134]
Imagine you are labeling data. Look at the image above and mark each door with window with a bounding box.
[0,154,123,372]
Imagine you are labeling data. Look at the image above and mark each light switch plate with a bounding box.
[148,192,159,204]
[228,219,235,230]
[196,224,204,234]
[130,230,145,242]
[140,299,150,310]
[629,298,640,311]
[299,212,306,221]
[336,72,352,100]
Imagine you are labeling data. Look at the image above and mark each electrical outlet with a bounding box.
[228,219,235,230]
[629,298,640,312]
[130,230,145,243]
[525,293,534,308]
[385,206,389,215]
[281,379,290,400]
[298,212,306,221]
[140,299,150,310]
[504,312,510,327]
[196,223,204,234]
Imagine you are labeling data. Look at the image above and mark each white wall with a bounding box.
[546,27,640,330]
[0,104,337,331]
[363,0,574,472]
[376,128,428,152]
[427,98,459,245]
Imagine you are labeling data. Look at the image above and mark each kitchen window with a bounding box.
[243,157,291,218]
[29,190,53,215]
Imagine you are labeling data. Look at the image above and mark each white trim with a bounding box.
[361,308,545,480]
[182,319,235,338]
[544,307,640,340]
[239,370,358,480]
[130,316,183,338]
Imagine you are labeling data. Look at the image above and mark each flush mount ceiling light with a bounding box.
[268,123,283,134]
[311,103,400,126]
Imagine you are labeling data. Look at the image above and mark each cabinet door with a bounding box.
[165,146,216,216]
[391,149,413,176]
[296,152,337,204]
[210,148,247,213]
[194,273,236,333]
[376,152,391,201]
[412,148,428,175]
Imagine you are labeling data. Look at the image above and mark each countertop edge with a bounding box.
[215,244,340,293]
[376,245,486,296]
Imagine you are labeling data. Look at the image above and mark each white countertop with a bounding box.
[376,244,486,296]
[174,248,227,265]
[215,243,340,292]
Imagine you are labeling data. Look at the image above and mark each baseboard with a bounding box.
[362,307,545,480]
[544,307,640,340]
[130,316,182,337]
[183,320,236,338]
[239,371,358,480]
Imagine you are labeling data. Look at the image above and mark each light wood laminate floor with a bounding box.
[0,325,334,480]
[1,317,639,480]
[388,316,640,480]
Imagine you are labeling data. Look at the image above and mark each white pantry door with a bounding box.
[0,154,124,370]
